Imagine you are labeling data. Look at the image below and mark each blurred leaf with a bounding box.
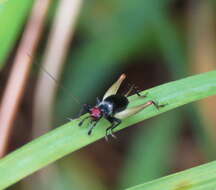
[0,70,216,189]
[188,105,216,160]
[153,17,187,78]
[0,0,33,68]
[120,111,181,189]
[126,160,216,190]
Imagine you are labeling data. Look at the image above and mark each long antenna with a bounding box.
[29,54,82,105]
[39,65,82,105]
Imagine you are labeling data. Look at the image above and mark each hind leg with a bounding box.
[125,83,147,97]
[150,100,166,109]
[105,116,122,141]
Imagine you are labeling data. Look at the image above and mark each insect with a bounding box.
[33,60,165,140]
[78,74,165,140]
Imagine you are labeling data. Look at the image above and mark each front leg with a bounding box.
[78,104,92,126]
[105,116,122,141]
[78,116,91,126]
[78,104,91,117]
[88,119,100,135]
[67,104,92,122]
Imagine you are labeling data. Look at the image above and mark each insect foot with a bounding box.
[78,116,90,127]
[151,100,167,109]
[105,128,117,141]
[78,121,83,127]
[87,121,97,135]
[88,129,92,135]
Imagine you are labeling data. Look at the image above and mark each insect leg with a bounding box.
[115,100,166,120]
[150,100,166,109]
[133,86,145,97]
[88,120,99,135]
[78,116,91,126]
[125,84,135,97]
[105,116,122,141]
[78,104,91,117]
[78,104,92,126]
[68,104,91,122]
[125,83,146,97]
[96,97,100,105]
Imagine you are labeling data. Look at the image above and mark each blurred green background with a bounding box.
[0,0,216,189]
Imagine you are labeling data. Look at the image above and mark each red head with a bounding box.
[90,107,102,120]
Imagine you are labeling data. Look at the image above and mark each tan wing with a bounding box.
[103,74,126,100]
[115,101,153,119]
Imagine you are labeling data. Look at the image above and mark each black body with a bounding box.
[77,79,163,140]
[78,94,127,138]
[100,95,129,115]
[78,86,143,140]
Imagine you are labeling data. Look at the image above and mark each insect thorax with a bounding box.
[98,101,114,116]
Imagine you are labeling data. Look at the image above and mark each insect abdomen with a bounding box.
[104,95,129,114]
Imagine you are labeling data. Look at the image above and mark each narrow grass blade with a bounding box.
[0,0,33,67]
[126,160,216,190]
[0,71,216,189]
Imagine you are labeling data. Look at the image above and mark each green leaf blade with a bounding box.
[0,0,33,68]
[0,71,216,189]
[126,160,216,190]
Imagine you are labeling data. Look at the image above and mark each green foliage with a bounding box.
[0,0,33,68]
[120,111,182,188]
[126,160,216,190]
[1,1,215,190]
[0,70,215,189]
